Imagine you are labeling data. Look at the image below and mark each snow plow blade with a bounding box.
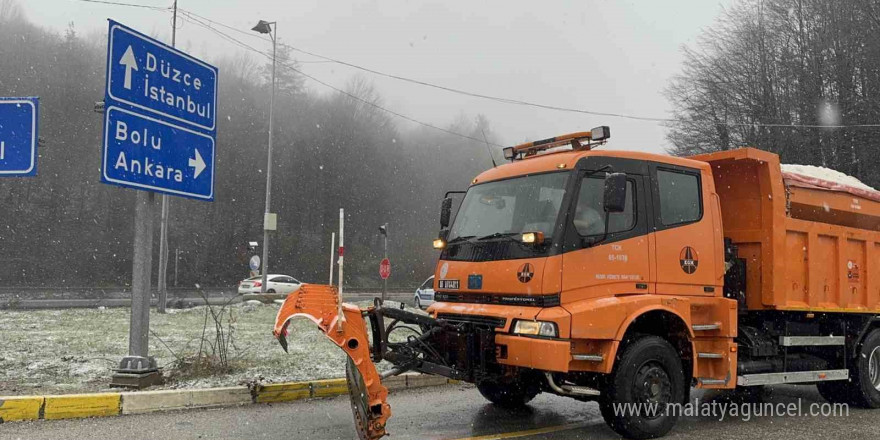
[273,284,391,440]
[273,284,501,438]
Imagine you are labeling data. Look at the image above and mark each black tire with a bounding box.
[267,289,276,294]
[731,385,769,402]
[817,380,851,405]
[476,372,541,408]
[817,329,880,408]
[414,297,421,310]
[847,329,880,408]
[599,335,686,439]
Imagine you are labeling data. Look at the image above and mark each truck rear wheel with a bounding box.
[476,372,541,408]
[818,328,880,408]
[599,335,686,439]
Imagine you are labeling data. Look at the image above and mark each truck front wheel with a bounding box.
[476,372,541,408]
[599,335,686,439]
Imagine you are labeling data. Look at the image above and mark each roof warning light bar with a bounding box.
[503,126,610,161]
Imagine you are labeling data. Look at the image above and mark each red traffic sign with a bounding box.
[379,258,391,280]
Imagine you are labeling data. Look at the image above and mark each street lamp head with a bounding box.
[251,20,273,35]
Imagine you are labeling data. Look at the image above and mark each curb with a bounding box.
[0,374,461,423]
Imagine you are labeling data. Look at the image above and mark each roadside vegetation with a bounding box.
[0,301,355,396]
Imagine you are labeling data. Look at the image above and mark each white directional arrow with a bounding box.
[119,45,138,90]
[189,149,206,178]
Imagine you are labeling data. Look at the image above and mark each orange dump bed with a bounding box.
[692,148,880,313]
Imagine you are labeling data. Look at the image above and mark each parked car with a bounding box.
[238,274,302,295]
[413,276,435,309]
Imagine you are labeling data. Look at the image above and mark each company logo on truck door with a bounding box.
[517,263,534,283]
[679,246,699,274]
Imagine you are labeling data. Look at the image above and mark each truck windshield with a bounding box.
[448,171,569,243]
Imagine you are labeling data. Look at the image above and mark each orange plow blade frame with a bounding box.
[273,284,391,439]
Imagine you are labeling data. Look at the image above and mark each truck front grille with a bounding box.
[437,313,507,329]
[434,292,560,307]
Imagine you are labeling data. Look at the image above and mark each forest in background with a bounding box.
[667,0,880,190]
[6,0,880,290]
[0,1,500,289]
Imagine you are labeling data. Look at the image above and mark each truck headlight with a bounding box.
[512,320,558,338]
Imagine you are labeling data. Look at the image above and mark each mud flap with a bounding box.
[273,284,391,439]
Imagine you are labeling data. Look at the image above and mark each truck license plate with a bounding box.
[438,279,459,290]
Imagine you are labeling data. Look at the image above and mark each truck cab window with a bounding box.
[574,177,634,236]
[657,169,701,225]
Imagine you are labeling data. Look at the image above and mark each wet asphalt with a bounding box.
[2,384,879,440]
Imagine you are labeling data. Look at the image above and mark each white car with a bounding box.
[238,274,302,295]
[414,276,435,309]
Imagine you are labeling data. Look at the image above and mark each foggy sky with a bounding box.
[21,0,733,154]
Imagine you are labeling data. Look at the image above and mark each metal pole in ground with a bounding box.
[111,191,162,388]
[252,20,278,294]
[382,227,387,302]
[337,209,345,331]
[174,248,179,287]
[157,0,178,314]
[157,196,168,312]
[329,232,335,285]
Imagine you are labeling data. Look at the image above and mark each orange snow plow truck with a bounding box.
[273,127,880,439]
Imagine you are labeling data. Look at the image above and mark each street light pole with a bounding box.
[157,0,179,313]
[252,20,277,294]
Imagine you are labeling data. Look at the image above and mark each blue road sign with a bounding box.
[103,106,215,200]
[0,97,38,177]
[102,20,217,200]
[106,20,218,132]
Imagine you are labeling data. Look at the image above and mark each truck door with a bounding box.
[650,164,719,295]
[560,170,652,302]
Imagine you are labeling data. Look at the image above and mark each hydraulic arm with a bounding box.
[273,283,498,439]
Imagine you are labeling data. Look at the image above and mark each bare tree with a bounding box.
[666,0,880,188]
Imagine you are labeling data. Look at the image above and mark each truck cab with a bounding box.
[427,130,736,437]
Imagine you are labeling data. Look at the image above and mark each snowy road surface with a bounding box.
[4,384,879,440]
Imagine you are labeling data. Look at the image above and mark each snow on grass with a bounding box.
[0,301,399,396]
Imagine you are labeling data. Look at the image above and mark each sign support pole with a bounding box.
[111,191,162,388]
[102,17,218,388]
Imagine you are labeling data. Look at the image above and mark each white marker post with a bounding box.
[337,209,345,332]
[329,232,335,286]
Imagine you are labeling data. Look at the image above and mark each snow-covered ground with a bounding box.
[0,301,403,396]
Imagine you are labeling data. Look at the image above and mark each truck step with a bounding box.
[571,354,604,362]
[698,377,728,385]
[692,323,721,331]
[737,369,848,386]
[779,336,846,347]
[566,385,601,396]
[697,352,724,359]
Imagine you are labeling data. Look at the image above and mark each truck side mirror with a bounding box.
[603,173,627,213]
[440,198,453,228]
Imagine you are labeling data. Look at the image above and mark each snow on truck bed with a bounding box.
[781,163,880,203]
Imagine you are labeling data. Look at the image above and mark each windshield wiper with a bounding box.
[445,235,476,245]
[476,232,520,241]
